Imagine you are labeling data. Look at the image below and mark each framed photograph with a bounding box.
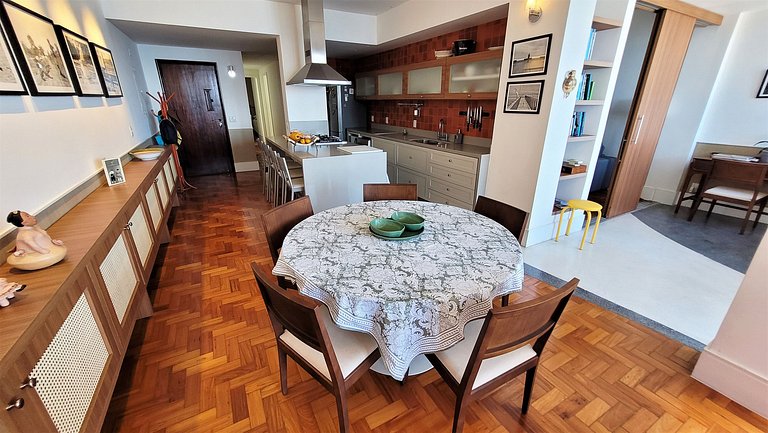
[0,18,25,94]
[102,158,126,186]
[509,34,552,78]
[504,80,544,114]
[757,69,768,98]
[90,42,122,97]
[0,0,75,95]
[56,26,103,96]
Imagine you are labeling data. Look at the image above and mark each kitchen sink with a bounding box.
[410,138,446,146]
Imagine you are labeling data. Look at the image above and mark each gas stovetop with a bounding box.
[315,135,347,145]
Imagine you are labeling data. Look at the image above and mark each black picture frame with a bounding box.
[503,80,544,114]
[757,69,768,99]
[90,42,122,97]
[0,13,25,94]
[509,34,552,78]
[55,26,103,96]
[0,0,75,95]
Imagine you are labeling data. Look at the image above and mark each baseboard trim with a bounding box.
[692,347,768,418]
[235,161,260,172]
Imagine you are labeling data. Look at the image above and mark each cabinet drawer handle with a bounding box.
[447,173,451,177]
[6,398,24,411]
[448,159,453,163]
[409,156,413,159]
[446,188,451,191]
[124,221,133,231]
[154,178,159,184]
[19,377,36,389]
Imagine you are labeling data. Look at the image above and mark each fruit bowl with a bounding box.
[130,149,163,161]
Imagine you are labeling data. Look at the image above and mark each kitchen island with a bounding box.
[266,137,388,212]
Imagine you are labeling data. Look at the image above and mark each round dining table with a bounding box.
[272,200,524,380]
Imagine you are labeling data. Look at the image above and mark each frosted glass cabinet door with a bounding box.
[408,66,443,95]
[448,58,502,94]
[378,72,403,95]
[356,75,376,96]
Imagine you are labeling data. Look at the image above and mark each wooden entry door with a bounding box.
[157,61,234,177]
[606,10,696,217]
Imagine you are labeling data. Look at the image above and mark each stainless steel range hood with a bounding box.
[286,0,351,86]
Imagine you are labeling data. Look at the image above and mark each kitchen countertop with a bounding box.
[267,137,375,162]
[348,128,490,158]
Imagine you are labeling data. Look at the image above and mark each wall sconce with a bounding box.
[527,0,542,23]
[227,65,237,78]
[562,70,577,97]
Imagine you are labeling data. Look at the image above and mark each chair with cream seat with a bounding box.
[426,278,578,433]
[251,264,380,433]
[261,196,313,288]
[687,159,768,234]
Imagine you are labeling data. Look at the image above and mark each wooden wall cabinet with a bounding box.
[0,149,178,433]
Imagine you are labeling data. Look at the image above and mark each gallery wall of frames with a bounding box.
[0,0,123,97]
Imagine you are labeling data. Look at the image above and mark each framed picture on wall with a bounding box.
[56,26,103,96]
[508,34,552,78]
[757,69,768,98]
[0,16,24,94]
[504,80,544,114]
[0,0,76,95]
[90,42,122,97]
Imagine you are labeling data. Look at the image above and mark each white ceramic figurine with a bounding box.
[6,210,67,271]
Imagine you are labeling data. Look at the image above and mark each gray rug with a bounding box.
[525,264,705,351]
[632,203,765,273]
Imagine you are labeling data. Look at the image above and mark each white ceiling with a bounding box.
[683,0,768,14]
[266,0,408,16]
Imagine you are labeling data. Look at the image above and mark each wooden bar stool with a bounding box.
[555,199,602,250]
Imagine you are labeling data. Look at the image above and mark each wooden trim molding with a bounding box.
[640,0,723,25]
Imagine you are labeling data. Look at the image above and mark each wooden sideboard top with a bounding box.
[0,149,171,362]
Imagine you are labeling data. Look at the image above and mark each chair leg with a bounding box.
[501,294,510,307]
[591,210,602,244]
[278,346,288,395]
[579,211,591,250]
[565,209,576,236]
[688,195,704,221]
[335,391,350,433]
[674,172,695,214]
[452,397,468,433]
[740,202,756,235]
[706,199,717,220]
[754,200,767,229]
[555,208,568,242]
[522,366,538,414]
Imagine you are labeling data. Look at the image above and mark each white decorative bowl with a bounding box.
[130,149,163,161]
[435,50,452,59]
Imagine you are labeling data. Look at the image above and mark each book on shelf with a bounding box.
[571,111,586,137]
[578,73,594,100]
[585,28,597,61]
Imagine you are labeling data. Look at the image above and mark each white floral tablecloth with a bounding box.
[272,201,523,380]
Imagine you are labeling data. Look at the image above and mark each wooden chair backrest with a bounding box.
[475,278,578,363]
[261,196,314,264]
[363,183,418,201]
[473,195,528,240]
[707,159,768,191]
[251,264,323,351]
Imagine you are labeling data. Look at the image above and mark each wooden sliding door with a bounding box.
[606,9,696,217]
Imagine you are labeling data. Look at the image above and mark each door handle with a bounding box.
[203,89,214,111]
[632,115,645,144]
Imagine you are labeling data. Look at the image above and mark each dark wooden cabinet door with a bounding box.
[158,61,234,177]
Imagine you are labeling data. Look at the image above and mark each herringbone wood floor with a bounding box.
[104,172,767,433]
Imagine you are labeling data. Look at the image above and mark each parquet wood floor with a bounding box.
[104,172,767,433]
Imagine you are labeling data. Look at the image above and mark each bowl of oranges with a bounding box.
[286,130,318,145]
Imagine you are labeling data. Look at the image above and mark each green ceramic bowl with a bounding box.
[390,212,425,231]
[369,218,405,238]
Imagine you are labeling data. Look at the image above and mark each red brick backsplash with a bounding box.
[333,17,506,139]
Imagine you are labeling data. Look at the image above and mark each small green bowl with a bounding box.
[390,212,425,231]
[369,218,405,238]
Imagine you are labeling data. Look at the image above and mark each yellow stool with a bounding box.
[555,199,602,250]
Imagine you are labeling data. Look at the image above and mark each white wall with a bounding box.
[0,0,152,238]
[692,230,768,418]
[137,44,252,130]
[696,8,768,146]
[642,11,741,205]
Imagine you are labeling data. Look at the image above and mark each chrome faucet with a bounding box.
[437,118,448,141]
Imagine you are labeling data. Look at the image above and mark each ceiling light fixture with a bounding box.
[227,65,237,78]
[527,0,542,23]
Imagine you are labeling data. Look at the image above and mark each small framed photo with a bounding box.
[0,0,76,95]
[504,80,544,114]
[0,17,25,94]
[757,69,768,98]
[102,158,126,186]
[509,34,552,78]
[56,26,103,96]
[90,42,122,97]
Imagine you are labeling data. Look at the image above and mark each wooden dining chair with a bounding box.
[426,278,578,433]
[474,195,528,306]
[251,264,380,433]
[261,196,313,288]
[687,159,768,234]
[363,183,418,201]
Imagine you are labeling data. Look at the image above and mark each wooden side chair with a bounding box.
[426,278,579,433]
[251,264,380,433]
[687,159,768,234]
[474,195,528,306]
[261,196,313,288]
[363,183,418,201]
